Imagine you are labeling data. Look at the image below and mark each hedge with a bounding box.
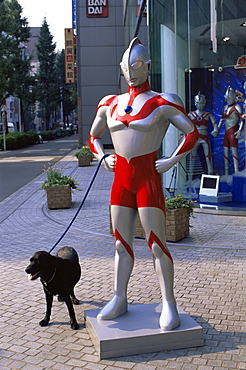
[0,131,38,150]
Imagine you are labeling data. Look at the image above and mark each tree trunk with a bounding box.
[20,100,26,133]
[45,109,50,131]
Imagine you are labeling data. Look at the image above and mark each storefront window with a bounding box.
[149,0,246,202]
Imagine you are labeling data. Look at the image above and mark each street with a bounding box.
[0,134,79,202]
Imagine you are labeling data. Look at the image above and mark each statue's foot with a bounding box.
[159,301,180,331]
[97,295,127,320]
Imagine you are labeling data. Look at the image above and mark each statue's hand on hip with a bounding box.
[234,130,242,139]
[103,154,116,172]
[155,157,173,174]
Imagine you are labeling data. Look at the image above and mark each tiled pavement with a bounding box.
[0,150,245,370]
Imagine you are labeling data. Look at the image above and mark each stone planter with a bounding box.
[109,207,190,242]
[78,154,92,167]
[165,208,190,242]
[46,185,72,209]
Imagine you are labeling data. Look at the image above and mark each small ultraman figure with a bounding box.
[217,86,243,175]
[89,38,198,331]
[188,92,218,177]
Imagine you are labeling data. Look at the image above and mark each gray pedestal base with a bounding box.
[199,192,232,203]
[84,303,204,359]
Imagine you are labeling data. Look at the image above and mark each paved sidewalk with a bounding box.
[0,150,245,370]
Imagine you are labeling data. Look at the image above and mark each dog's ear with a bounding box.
[30,251,52,263]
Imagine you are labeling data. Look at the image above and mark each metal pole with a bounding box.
[2,105,7,151]
[60,87,64,127]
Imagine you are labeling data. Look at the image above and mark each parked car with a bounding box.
[0,122,15,134]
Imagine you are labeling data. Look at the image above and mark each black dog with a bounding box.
[25,246,81,330]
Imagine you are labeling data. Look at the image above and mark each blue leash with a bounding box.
[49,153,110,254]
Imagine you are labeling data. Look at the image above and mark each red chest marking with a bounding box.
[100,95,187,127]
[190,111,210,127]
[222,105,239,119]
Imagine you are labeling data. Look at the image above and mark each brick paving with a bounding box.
[0,150,245,369]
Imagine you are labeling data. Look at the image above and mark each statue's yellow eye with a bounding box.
[131,61,143,70]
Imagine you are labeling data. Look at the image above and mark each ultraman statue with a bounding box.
[188,92,218,178]
[217,86,243,175]
[89,38,198,331]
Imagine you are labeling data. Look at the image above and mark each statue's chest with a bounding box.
[107,94,165,131]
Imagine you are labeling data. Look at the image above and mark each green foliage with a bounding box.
[40,165,78,190]
[0,131,38,150]
[74,145,92,158]
[36,19,60,130]
[39,130,55,141]
[0,0,31,107]
[165,194,195,217]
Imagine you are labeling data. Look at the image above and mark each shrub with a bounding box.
[0,131,39,150]
[40,165,78,190]
[39,130,54,141]
[74,145,92,158]
[165,194,195,218]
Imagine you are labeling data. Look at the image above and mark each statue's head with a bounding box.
[120,38,151,87]
[194,91,206,110]
[224,86,236,105]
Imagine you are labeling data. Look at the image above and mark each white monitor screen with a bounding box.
[199,174,220,196]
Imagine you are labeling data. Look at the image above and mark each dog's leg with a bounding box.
[70,289,80,305]
[63,295,79,329]
[39,289,53,327]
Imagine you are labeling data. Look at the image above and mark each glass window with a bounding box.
[149,0,246,200]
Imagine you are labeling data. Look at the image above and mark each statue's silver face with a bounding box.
[120,39,151,87]
[195,102,205,110]
[194,92,206,110]
[224,87,236,105]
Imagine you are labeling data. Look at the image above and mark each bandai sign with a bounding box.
[86,0,108,18]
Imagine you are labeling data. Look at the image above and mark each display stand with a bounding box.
[85,303,204,359]
[199,174,232,203]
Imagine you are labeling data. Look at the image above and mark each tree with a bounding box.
[0,1,15,107]
[0,0,30,105]
[36,19,60,130]
[0,0,32,132]
[7,0,35,132]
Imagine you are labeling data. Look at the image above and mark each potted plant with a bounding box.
[74,145,93,167]
[109,194,195,242]
[40,165,78,209]
[165,194,195,242]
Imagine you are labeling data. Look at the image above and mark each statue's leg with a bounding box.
[202,139,213,174]
[139,207,180,331]
[97,205,137,320]
[224,146,230,175]
[231,146,239,173]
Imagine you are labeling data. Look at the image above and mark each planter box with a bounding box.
[109,207,190,242]
[46,185,72,209]
[166,208,190,242]
[78,154,92,167]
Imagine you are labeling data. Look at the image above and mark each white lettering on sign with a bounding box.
[88,6,102,14]
[88,0,106,5]
[87,0,108,17]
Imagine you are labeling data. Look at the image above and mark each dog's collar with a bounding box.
[41,267,57,287]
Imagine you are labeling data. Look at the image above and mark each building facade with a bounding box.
[75,0,147,146]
